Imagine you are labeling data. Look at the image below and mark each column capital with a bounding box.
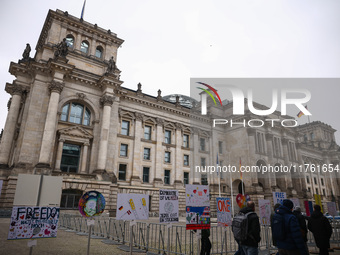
[135,112,144,121]
[100,95,114,106]
[156,117,164,126]
[84,141,90,146]
[175,123,183,131]
[5,82,25,96]
[49,80,64,94]
[58,138,65,143]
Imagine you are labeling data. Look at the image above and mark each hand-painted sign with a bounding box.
[327,202,337,216]
[8,206,59,240]
[116,193,149,220]
[186,185,210,230]
[78,191,106,217]
[290,198,300,209]
[258,199,271,225]
[159,189,179,223]
[273,192,286,205]
[216,197,232,226]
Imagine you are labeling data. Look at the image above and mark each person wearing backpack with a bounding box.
[307,205,332,255]
[293,206,309,253]
[232,201,261,255]
[272,199,308,255]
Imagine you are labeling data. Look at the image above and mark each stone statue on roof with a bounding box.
[54,38,68,57]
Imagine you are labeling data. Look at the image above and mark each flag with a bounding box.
[297,105,308,118]
[239,158,242,180]
[80,0,86,20]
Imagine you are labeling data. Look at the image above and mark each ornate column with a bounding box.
[265,133,277,188]
[174,123,183,188]
[54,138,65,170]
[154,118,164,187]
[37,81,64,167]
[131,113,143,185]
[96,95,114,170]
[81,142,90,173]
[0,86,23,166]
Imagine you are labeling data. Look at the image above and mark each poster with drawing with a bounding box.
[273,192,286,205]
[216,197,232,227]
[258,199,271,225]
[186,185,210,230]
[116,194,149,220]
[8,206,59,240]
[327,202,337,216]
[290,198,300,209]
[159,189,179,223]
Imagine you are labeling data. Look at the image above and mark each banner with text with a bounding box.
[273,192,287,205]
[159,189,179,223]
[186,184,210,230]
[8,206,60,240]
[259,199,271,225]
[216,197,232,226]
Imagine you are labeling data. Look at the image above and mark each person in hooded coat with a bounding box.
[274,199,308,255]
[307,205,332,255]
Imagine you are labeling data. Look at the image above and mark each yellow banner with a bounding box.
[314,194,323,213]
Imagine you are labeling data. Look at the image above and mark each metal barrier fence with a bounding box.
[58,214,340,255]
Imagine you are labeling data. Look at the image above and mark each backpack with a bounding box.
[272,213,287,241]
[232,211,255,241]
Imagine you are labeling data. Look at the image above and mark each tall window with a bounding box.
[201,174,208,185]
[60,189,82,209]
[287,141,297,161]
[61,102,91,126]
[118,164,127,180]
[218,141,223,154]
[201,158,206,167]
[314,177,317,185]
[95,46,103,58]
[306,176,310,184]
[120,144,128,157]
[144,148,151,160]
[184,155,189,166]
[165,151,171,163]
[184,172,189,185]
[164,170,170,184]
[60,144,81,173]
[183,134,189,148]
[273,137,282,157]
[81,40,89,54]
[310,132,314,140]
[200,138,205,151]
[143,167,150,183]
[255,132,266,154]
[121,120,130,136]
[321,178,324,186]
[165,130,171,144]
[65,35,74,48]
[144,125,151,140]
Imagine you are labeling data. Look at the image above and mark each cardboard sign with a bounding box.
[8,206,59,240]
[290,198,300,209]
[273,192,286,205]
[327,202,337,217]
[258,199,271,225]
[216,197,232,226]
[116,194,149,220]
[159,189,179,223]
[186,185,210,230]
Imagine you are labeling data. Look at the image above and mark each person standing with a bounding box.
[239,201,261,255]
[200,229,212,255]
[293,206,309,253]
[273,199,308,255]
[307,205,332,255]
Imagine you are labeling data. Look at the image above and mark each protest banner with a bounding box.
[78,191,106,217]
[186,184,210,230]
[159,189,179,223]
[8,206,59,240]
[216,197,232,226]
[327,202,337,216]
[273,192,286,205]
[116,193,149,220]
[314,194,323,213]
[290,198,300,209]
[258,199,271,225]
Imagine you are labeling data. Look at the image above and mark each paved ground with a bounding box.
[2,217,340,255]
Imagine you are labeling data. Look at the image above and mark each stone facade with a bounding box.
[0,9,339,215]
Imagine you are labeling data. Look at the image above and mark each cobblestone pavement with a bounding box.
[2,217,340,255]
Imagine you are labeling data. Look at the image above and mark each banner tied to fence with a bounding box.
[216,197,232,227]
[159,189,179,223]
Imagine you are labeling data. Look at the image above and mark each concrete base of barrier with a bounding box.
[76,232,88,236]
[118,245,145,253]
[101,239,121,245]
[91,235,106,239]
[65,229,77,233]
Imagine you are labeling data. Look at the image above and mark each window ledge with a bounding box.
[118,134,135,140]
[141,138,156,144]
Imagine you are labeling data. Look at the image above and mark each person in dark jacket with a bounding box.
[275,199,309,255]
[240,201,261,255]
[293,206,309,254]
[200,229,212,255]
[307,205,332,255]
[270,203,281,247]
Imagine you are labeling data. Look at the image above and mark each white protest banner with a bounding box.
[159,189,179,223]
[116,194,149,220]
[186,184,210,230]
[273,192,286,205]
[327,202,337,216]
[8,206,60,240]
[258,199,271,225]
[216,197,232,227]
[290,198,300,209]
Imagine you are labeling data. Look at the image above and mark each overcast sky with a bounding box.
[1,0,340,140]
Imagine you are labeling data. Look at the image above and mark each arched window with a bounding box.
[66,34,74,48]
[60,189,83,209]
[80,40,89,54]
[61,102,91,126]
[95,46,103,58]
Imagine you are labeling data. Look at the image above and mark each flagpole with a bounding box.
[240,158,244,196]
[217,153,221,197]
[230,175,234,216]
